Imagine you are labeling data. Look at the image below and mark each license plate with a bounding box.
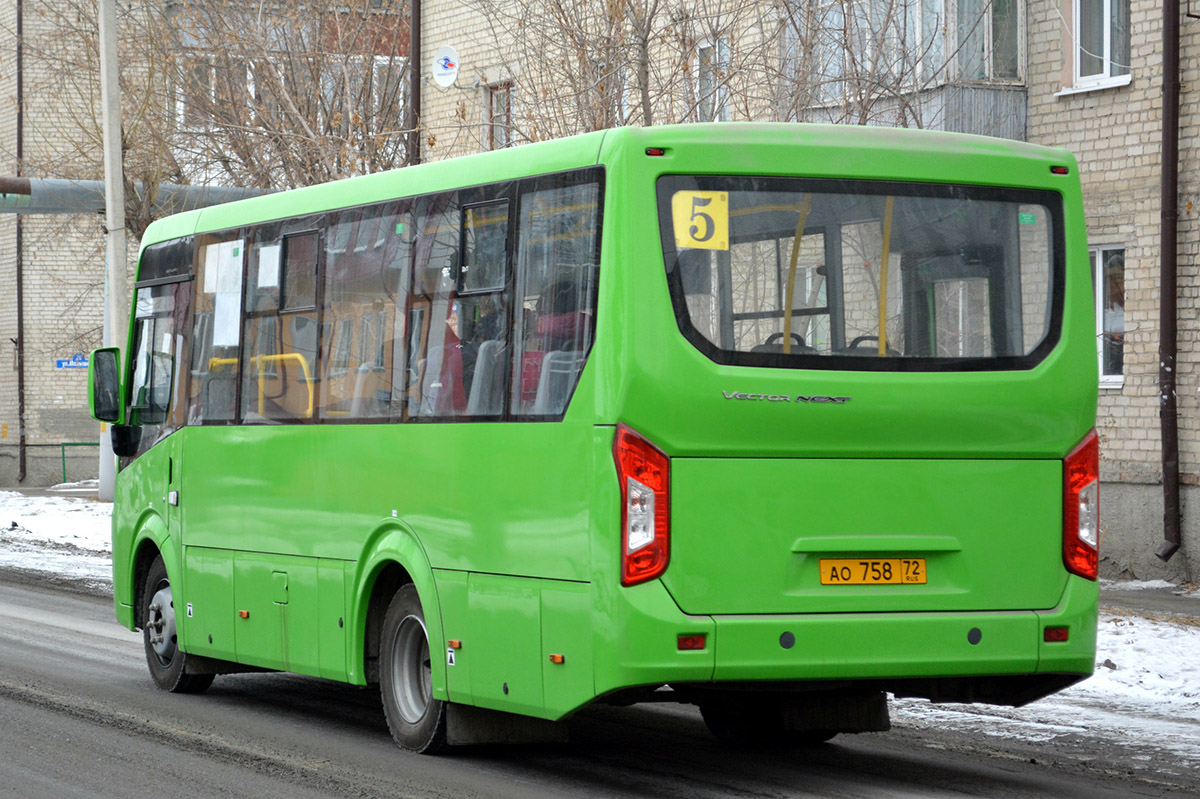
[819,558,927,585]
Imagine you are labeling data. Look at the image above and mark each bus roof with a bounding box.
[138,123,1076,254]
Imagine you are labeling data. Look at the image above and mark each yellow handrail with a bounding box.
[206,353,314,418]
[782,194,813,355]
[878,196,895,357]
[253,353,313,418]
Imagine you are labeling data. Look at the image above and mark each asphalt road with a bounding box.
[0,573,1192,799]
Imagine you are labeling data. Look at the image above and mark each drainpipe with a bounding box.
[14,0,26,483]
[407,0,421,166]
[1157,0,1181,562]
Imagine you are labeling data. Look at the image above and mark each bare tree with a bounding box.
[9,0,412,233]
[165,0,412,188]
[457,0,1022,143]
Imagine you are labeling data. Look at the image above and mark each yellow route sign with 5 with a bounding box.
[672,191,729,250]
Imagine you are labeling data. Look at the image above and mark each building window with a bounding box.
[1092,246,1124,385]
[778,0,1020,117]
[956,0,1020,80]
[1074,0,1130,88]
[697,39,730,122]
[486,82,512,150]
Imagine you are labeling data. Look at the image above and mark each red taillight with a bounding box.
[1063,430,1100,580]
[614,424,670,586]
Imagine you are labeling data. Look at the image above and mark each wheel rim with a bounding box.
[390,614,431,724]
[146,580,177,667]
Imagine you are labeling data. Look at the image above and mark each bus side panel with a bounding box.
[182,546,236,660]
[317,559,348,680]
[179,423,594,582]
[434,569,473,704]
[463,573,545,716]
[539,579,594,718]
[436,571,595,719]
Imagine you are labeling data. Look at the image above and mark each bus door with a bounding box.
[121,277,194,537]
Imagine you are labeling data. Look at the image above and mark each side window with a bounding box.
[458,200,511,417]
[408,193,465,418]
[1092,246,1124,386]
[126,280,192,457]
[320,203,412,420]
[512,174,601,417]
[188,235,244,424]
[240,226,321,421]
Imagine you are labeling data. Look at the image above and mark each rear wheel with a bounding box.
[141,555,214,694]
[380,584,447,753]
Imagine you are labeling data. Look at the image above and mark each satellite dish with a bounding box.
[432,45,460,89]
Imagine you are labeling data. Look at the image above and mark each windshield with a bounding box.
[658,176,1063,371]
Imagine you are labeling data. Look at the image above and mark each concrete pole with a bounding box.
[97,0,127,501]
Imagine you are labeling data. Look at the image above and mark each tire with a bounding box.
[700,699,838,747]
[141,555,214,694]
[380,584,447,753]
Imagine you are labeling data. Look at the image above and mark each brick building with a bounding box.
[1,0,1195,579]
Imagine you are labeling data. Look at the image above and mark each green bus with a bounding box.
[90,123,1099,752]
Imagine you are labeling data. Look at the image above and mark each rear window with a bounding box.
[657,176,1064,371]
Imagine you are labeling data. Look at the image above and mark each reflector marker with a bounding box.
[448,640,462,649]
[1044,627,1070,643]
[549,654,566,664]
[238,610,249,619]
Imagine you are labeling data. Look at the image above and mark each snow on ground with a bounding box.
[0,485,112,590]
[1,487,1198,775]
[893,611,1200,777]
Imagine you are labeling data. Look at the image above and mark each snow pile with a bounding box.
[893,610,1200,774]
[0,488,113,587]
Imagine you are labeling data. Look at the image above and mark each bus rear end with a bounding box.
[595,125,1098,742]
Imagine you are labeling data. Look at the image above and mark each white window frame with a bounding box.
[1091,245,1125,388]
[484,82,513,150]
[1071,0,1131,91]
[695,38,731,122]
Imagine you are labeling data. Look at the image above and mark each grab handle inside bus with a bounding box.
[782,195,813,355]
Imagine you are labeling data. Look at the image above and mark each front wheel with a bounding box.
[380,584,447,753]
[141,555,213,694]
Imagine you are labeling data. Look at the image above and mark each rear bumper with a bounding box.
[596,573,1096,706]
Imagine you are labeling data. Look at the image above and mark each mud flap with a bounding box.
[445,703,569,745]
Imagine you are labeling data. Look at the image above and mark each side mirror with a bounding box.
[89,348,122,424]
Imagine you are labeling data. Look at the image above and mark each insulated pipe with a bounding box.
[0,177,267,215]
[1157,0,1181,562]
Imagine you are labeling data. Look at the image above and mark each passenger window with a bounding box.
[282,231,319,311]
[409,194,466,418]
[188,235,244,423]
[241,226,320,422]
[512,177,601,417]
[320,203,411,420]
[460,201,508,294]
